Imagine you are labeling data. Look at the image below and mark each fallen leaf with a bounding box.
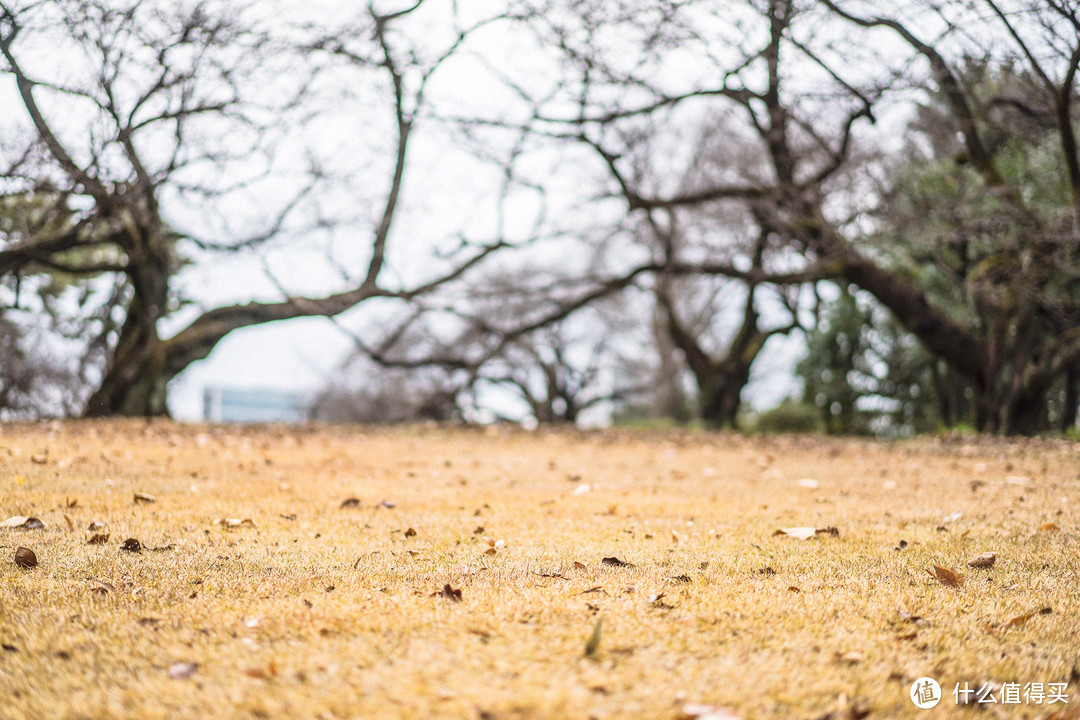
[214,518,255,528]
[138,617,162,627]
[1,516,45,529]
[88,521,106,531]
[788,585,802,593]
[404,527,417,537]
[836,650,864,664]
[339,497,360,509]
[968,551,996,568]
[66,498,78,508]
[121,538,143,553]
[2,644,18,653]
[774,527,815,540]
[575,586,609,596]
[133,492,156,504]
[279,513,297,521]
[1038,522,1060,532]
[433,584,462,602]
[583,619,602,657]
[993,606,1052,632]
[380,500,396,509]
[679,704,742,720]
[30,454,47,464]
[64,515,75,532]
[533,570,567,579]
[928,564,964,588]
[482,548,497,556]
[244,661,279,680]
[666,574,691,583]
[699,561,709,570]
[90,579,116,595]
[573,561,587,570]
[87,533,110,545]
[893,540,909,551]
[14,547,38,569]
[897,608,927,626]
[757,566,777,576]
[168,662,198,680]
[601,556,635,568]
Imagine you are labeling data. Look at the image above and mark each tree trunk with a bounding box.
[84,222,173,417]
[699,364,751,429]
[1061,367,1079,433]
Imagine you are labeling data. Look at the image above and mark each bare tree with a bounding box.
[0,0,506,416]
[503,0,1080,434]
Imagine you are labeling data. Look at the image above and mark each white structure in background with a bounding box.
[202,386,309,423]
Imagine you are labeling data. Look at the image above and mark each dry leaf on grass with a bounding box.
[968,551,996,568]
[774,526,839,540]
[90,579,116,595]
[1,516,45,530]
[121,538,142,553]
[214,518,255,529]
[87,533,110,545]
[928,564,964,587]
[897,608,927,626]
[573,561,587,570]
[63,515,75,531]
[133,492,156,504]
[679,704,742,720]
[244,661,279,680]
[583,619,602,657]
[987,606,1052,633]
[1038,522,1060,532]
[432,584,462,602]
[13,547,37,569]
[404,527,417,537]
[168,662,198,680]
[339,497,360,509]
[601,556,635,568]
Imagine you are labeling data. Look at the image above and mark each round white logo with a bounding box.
[910,677,942,709]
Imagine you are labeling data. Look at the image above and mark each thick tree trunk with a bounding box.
[699,363,752,429]
[84,347,171,417]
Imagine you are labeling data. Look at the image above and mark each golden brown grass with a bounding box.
[1,421,1078,719]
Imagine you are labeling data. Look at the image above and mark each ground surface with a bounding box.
[1,421,1079,720]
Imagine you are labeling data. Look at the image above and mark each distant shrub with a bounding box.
[754,401,824,434]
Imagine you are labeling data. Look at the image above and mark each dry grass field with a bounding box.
[1,421,1079,719]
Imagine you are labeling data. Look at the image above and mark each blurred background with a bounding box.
[2,0,1078,436]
